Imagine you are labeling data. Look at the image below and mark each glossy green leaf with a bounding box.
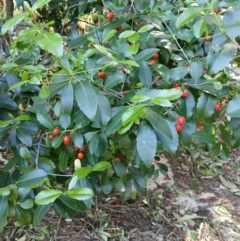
[104,72,125,89]
[92,161,111,172]
[122,105,145,126]
[59,195,88,211]
[0,187,10,196]
[135,0,152,13]
[192,132,217,145]
[118,60,139,67]
[134,48,159,63]
[16,129,32,146]
[1,13,28,35]
[119,30,136,38]
[16,169,48,187]
[59,113,71,129]
[35,190,62,205]
[137,122,157,167]
[33,204,51,226]
[72,132,84,148]
[61,82,73,114]
[190,61,203,80]
[32,0,51,10]
[138,24,154,33]
[223,8,240,39]
[74,167,91,179]
[75,81,98,121]
[18,199,34,209]
[15,206,32,225]
[59,151,68,173]
[105,108,127,136]
[178,91,195,119]
[36,33,63,57]
[36,111,54,129]
[113,162,126,177]
[226,95,240,117]
[193,19,207,38]
[93,44,114,59]
[170,67,189,81]
[68,175,78,190]
[153,64,170,81]
[95,92,111,126]
[39,85,50,98]
[138,62,152,88]
[95,133,108,157]
[207,44,237,74]
[19,147,31,160]
[146,109,172,139]
[65,188,94,200]
[102,29,117,43]
[176,7,203,28]
[15,115,32,121]
[197,93,217,118]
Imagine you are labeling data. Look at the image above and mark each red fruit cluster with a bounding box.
[97,71,106,79]
[197,122,203,131]
[204,36,211,42]
[48,127,61,141]
[173,84,189,98]
[63,136,71,146]
[215,102,223,112]
[149,52,159,65]
[73,145,88,160]
[175,116,186,132]
[182,89,189,98]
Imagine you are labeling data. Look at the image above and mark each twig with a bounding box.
[34,134,44,169]
[54,216,62,241]
[222,79,240,86]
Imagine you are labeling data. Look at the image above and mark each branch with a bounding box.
[222,79,240,86]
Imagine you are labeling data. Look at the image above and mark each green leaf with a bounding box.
[95,92,111,127]
[58,195,88,211]
[16,169,48,187]
[32,0,51,10]
[197,93,217,118]
[207,44,238,74]
[92,161,111,172]
[155,89,182,101]
[16,129,32,146]
[130,94,150,103]
[36,111,54,129]
[33,204,51,226]
[65,188,94,200]
[36,33,63,57]
[223,8,240,39]
[18,199,34,209]
[135,0,152,13]
[138,62,152,88]
[226,95,240,117]
[19,147,31,160]
[153,64,170,81]
[15,206,32,225]
[61,82,73,114]
[176,7,203,28]
[146,109,172,139]
[113,162,126,177]
[104,72,125,89]
[105,108,127,136]
[0,187,10,196]
[134,48,159,63]
[72,132,84,148]
[102,29,117,43]
[192,132,217,145]
[75,81,98,121]
[1,12,28,35]
[59,113,71,129]
[68,175,78,190]
[35,190,62,205]
[122,105,145,126]
[193,19,207,38]
[95,133,108,157]
[93,44,114,59]
[15,115,32,121]
[39,85,50,98]
[138,24,154,33]
[51,134,64,149]
[190,61,203,80]
[119,30,136,38]
[137,122,157,167]
[170,67,189,81]
[209,143,221,156]
[74,167,91,179]
[59,151,68,173]
[118,60,139,67]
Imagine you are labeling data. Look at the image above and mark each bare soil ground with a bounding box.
[1,149,240,241]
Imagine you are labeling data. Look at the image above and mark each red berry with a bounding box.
[106,12,114,20]
[115,157,121,162]
[182,90,189,98]
[53,128,60,136]
[197,122,203,131]
[152,53,159,59]
[175,124,183,132]
[204,36,211,42]
[149,59,155,65]
[48,134,55,141]
[176,116,186,126]
[7,130,12,135]
[79,145,87,152]
[97,71,106,79]
[215,103,222,112]
[116,26,122,31]
[63,136,71,146]
[173,83,180,88]
[214,8,220,14]
[77,152,84,160]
